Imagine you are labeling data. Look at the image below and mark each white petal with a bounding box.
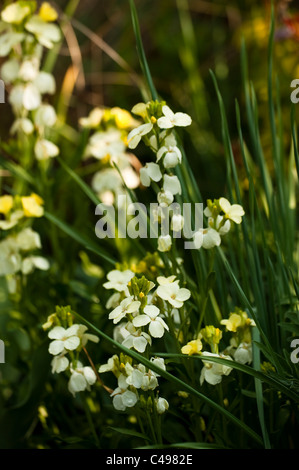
[23,83,41,110]
[48,340,65,355]
[133,336,148,353]
[219,198,231,214]
[147,162,162,182]
[64,336,80,351]
[132,315,151,328]
[162,105,174,120]
[68,372,87,395]
[48,326,66,340]
[157,116,173,129]
[122,390,138,408]
[149,320,165,338]
[112,394,126,411]
[173,112,192,127]
[143,305,160,318]
[83,366,97,385]
[34,71,56,94]
[163,174,181,195]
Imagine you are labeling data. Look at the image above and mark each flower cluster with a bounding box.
[99,353,168,413]
[43,306,99,397]
[127,100,192,252]
[181,309,256,386]
[79,106,140,205]
[193,197,245,250]
[0,1,61,160]
[0,192,49,293]
[100,265,191,412]
[221,307,256,365]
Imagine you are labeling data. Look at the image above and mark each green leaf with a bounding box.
[44,210,117,265]
[129,0,158,101]
[109,426,151,442]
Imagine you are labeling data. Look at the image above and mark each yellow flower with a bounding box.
[0,195,14,215]
[181,339,203,356]
[221,313,242,332]
[110,107,136,129]
[21,193,44,217]
[39,2,58,22]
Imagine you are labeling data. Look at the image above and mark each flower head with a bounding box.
[157,105,192,129]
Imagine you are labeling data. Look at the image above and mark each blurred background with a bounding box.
[1,0,299,198]
[29,0,298,199]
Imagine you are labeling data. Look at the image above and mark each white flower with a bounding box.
[79,107,104,128]
[211,214,231,235]
[86,129,125,160]
[132,305,169,338]
[121,322,152,353]
[10,118,34,135]
[9,83,41,111]
[1,3,31,24]
[127,123,153,149]
[157,144,182,169]
[157,234,172,252]
[106,292,121,310]
[34,139,59,160]
[219,198,245,224]
[19,58,40,81]
[0,31,25,57]
[233,342,252,365]
[150,357,166,376]
[21,256,50,274]
[98,354,118,373]
[157,105,192,129]
[163,174,181,196]
[193,228,221,250]
[200,352,233,385]
[68,363,97,396]
[1,58,20,82]
[103,269,134,292]
[75,324,100,347]
[108,296,141,324]
[157,275,178,286]
[140,162,162,187]
[156,282,191,308]
[171,214,184,232]
[157,190,174,206]
[34,104,57,129]
[48,325,81,355]
[51,354,69,374]
[111,387,138,411]
[25,16,61,49]
[0,237,22,275]
[16,227,41,251]
[155,397,169,414]
[34,71,56,94]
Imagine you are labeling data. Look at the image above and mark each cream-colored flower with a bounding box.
[219,198,245,224]
[34,139,59,160]
[181,339,203,356]
[25,15,61,49]
[157,105,192,129]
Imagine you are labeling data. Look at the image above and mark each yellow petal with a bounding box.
[21,193,44,217]
[0,195,14,215]
[39,2,58,22]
